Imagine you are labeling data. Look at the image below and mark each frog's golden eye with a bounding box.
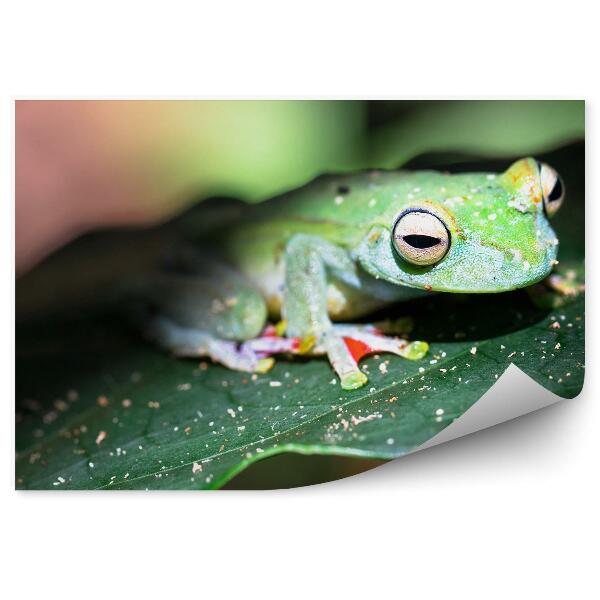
[392,209,450,266]
[538,162,565,217]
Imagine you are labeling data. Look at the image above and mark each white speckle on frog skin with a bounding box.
[507,195,529,213]
[444,196,465,207]
[488,213,497,221]
[368,198,377,208]
[334,195,344,205]
[523,261,530,271]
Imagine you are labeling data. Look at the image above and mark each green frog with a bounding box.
[140,157,564,390]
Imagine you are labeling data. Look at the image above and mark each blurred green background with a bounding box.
[146,100,585,205]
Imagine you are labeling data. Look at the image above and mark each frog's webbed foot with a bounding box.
[545,271,585,297]
[319,325,428,390]
[249,323,428,390]
[528,268,585,309]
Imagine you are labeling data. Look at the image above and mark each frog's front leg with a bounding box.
[281,234,428,390]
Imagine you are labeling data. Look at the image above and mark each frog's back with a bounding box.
[251,169,432,228]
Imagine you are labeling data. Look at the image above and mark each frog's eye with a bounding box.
[538,162,565,217]
[392,209,450,266]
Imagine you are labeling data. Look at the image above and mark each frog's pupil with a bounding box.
[403,235,440,249]
[548,178,563,202]
[337,185,350,195]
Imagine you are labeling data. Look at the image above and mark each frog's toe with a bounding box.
[255,357,276,374]
[323,332,370,390]
[340,371,369,390]
[528,268,585,309]
[332,324,429,361]
[241,324,315,356]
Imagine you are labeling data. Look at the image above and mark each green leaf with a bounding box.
[15,289,584,490]
[370,100,585,168]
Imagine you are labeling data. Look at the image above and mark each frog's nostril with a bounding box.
[403,235,441,249]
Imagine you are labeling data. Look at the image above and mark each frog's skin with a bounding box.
[143,158,564,390]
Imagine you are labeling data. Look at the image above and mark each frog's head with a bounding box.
[356,158,564,293]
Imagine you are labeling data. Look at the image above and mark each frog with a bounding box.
[139,157,565,390]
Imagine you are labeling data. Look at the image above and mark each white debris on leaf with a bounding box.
[350,413,381,426]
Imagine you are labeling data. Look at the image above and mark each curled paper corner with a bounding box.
[413,363,563,453]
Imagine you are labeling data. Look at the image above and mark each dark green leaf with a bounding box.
[15,289,584,490]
